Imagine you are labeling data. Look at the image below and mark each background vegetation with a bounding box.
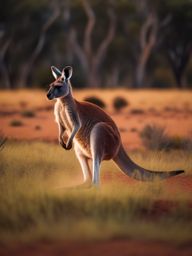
[0,0,191,89]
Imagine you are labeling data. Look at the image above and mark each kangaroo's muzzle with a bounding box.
[47,92,54,100]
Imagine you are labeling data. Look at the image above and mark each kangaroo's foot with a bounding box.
[54,179,92,191]
[72,179,92,189]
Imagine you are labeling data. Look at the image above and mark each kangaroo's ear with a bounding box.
[62,66,73,80]
[51,66,62,79]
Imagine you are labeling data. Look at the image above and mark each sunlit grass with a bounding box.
[0,141,192,244]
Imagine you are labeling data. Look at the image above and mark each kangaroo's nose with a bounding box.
[47,92,52,100]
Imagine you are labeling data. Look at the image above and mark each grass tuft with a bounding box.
[84,96,106,108]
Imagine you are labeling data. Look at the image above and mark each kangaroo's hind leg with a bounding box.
[90,122,120,187]
[74,145,92,186]
[90,123,106,186]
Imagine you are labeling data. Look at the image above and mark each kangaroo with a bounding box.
[47,65,184,186]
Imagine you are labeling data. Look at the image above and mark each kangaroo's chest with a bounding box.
[54,102,72,132]
[54,101,92,156]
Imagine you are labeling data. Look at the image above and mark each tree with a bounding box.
[159,1,192,88]
[0,38,12,88]
[0,0,60,88]
[0,0,191,88]
[17,1,60,87]
[135,11,158,88]
[68,0,116,87]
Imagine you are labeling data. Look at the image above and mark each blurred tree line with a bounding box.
[0,0,191,89]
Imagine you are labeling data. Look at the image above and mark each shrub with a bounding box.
[130,108,145,115]
[140,124,192,151]
[140,124,166,150]
[113,96,129,111]
[130,127,137,132]
[21,110,35,118]
[84,96,106,108]
[10,120,24,127]
[167,136,192,151]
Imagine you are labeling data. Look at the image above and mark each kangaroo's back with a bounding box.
[76,100,118,131]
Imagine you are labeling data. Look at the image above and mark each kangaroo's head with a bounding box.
[47,66,73,100]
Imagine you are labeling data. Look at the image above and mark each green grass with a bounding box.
[0,141,192,244]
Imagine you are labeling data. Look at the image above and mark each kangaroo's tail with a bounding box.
[113,145,184,181]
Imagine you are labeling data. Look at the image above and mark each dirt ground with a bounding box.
[0,89,192,150]
[0,240,192,256]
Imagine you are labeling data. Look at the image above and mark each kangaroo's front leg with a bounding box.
[65,111,81,149]
[58,123,72,150]
[66,123,81,149]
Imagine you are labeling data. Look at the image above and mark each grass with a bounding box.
[0,141,192,244]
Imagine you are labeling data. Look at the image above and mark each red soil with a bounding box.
[0,240,192,256]
[0,89,192,150]
[102,171,192,193]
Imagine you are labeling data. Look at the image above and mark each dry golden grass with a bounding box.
[0,141,192,244]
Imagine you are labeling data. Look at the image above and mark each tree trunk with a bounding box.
[171,65,187,89]
[0,39,12,89]
[135,13,157,88]
[87,65,101,88]
[135,45,151,88]
[167,45,191,89]
[17,3,60,87]
[68,1,116,88]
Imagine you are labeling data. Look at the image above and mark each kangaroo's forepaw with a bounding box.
[66,140,72,150]
[59,140,72,150]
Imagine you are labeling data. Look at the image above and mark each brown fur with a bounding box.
[47,66,184,186]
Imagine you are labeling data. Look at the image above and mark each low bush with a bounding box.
[9,120,24,127]
[140,124,192,151]
[21,110,35,118]
[140,124,166,150]
[84,96,106,108]
[130,108,145,115]
[113,96,129,111]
